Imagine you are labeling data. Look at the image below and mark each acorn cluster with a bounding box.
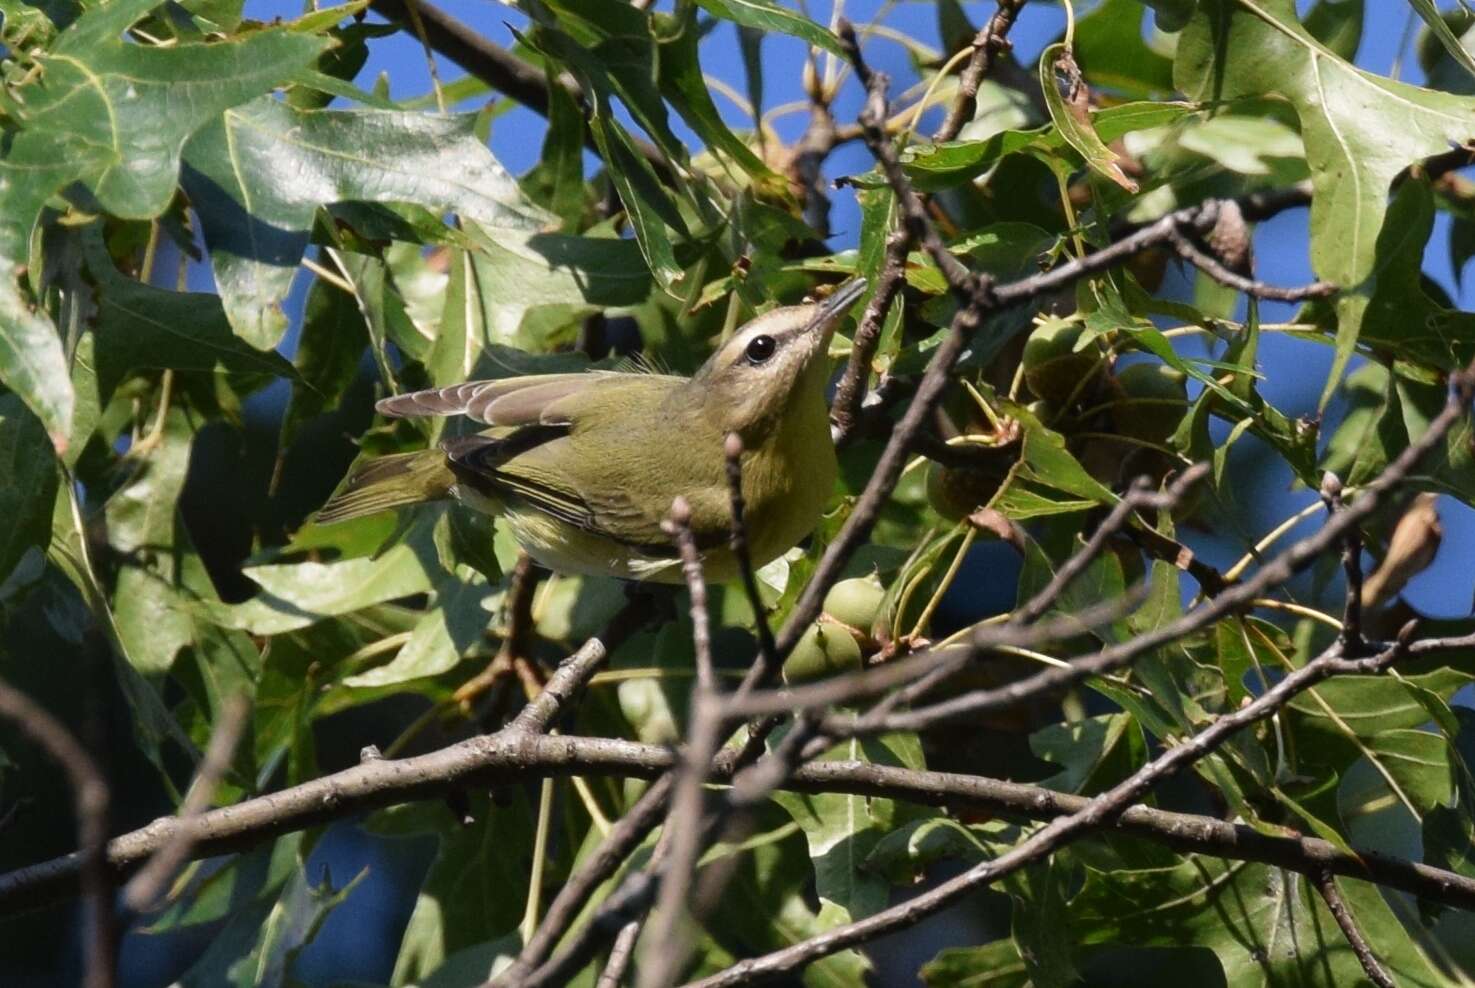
[918,317,1194,527]
[782,576,886,683]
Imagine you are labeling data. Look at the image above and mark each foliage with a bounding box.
[2,1,1475,986]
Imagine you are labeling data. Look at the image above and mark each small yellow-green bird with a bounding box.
[317,279,866,582]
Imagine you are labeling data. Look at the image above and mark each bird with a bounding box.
[316,278,867,583]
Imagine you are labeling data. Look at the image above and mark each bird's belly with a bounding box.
[499,506,686,583]
[743,436,837,570]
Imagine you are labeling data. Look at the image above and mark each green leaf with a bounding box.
[254,862,368,987]
[18,2,324,220]
[104,407,197,675]
[536,2,691,169]
[586,106,690,294]
[279,276,369,449]
[343,567,490,688]
[1076,0,1177,96]
[770,732,929,922]
[899,101,1195,192]
[1068,855,1454,986]
[461,224,654,348]
[83,232,297,403]
[212,515,442,635]
[691,0,845,56]
[0,267,74,455]
[0,0,318,448]
[1410,0,1475,84]
[656,8,778,185]
[518,65,587,230]
[1288,669,1472,741]
[1393,370,1475,505]
[0,394,57,586]
[1300,180,1475,375]
[173,843,366,988]
[182,97,551,348]
[1303,0,1364,61]
[989,398,1119,521]
[426,249,491,389]
[922,939,1030,988]
[1030,713,1142,795]
[372,793,536,984]
[1039,43,1139,192]
[1177,0,1475,405]
[1138,0,1198,33]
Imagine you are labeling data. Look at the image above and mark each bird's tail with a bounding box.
[316,450,456,524]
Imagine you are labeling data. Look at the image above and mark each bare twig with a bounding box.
[365,0,674,181]
[789,53,839,237]
[1011,466,1208,627]
[1320,471,1366,654]
[508,637,609,735]
[597,919,643,988]
[830,230,911,444]
[642,498,724,988]
[0,676,113,988]
[1166,226,1336,301]
[842,367,1472,736]
[123,694,250,912]
[494,775,675,986]
[11,697,1475,913]
[723,587,1144,723]
[1311,870,1397,988]
[933,0,1030,143]
[679,630,1428,987]
[723,435,777,681]
[501,552,542,664]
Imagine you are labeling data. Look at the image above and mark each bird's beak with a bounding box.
[805,277,869,340]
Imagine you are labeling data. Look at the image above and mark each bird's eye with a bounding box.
[745,335,777,364]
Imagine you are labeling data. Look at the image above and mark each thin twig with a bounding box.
[11,693,1475,914]
[642,499,724,988]
[1011,467,1208,627]
[502,552,542,665]
[679,629,1427,987]
[0,676,114,988]
[933,0,1030,143]
[831,367,1473,737]
[493,775,675,986]
[122,694,250,912]
[508,638,609,735]
[830,230,910,443]
[1310,870,1397,988]
[597,919,643,988]
[1166,226,1336,301]
[1320,471,1366,654]
[365,0,674,181]
[723,435,777,681]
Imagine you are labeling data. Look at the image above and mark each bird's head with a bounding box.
[692,278,866,440]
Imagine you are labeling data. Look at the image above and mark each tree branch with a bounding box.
[1311,870,1397,988]
[365,0,673,180]
[122,694,249,913]
[932,0,1030,144]
[830,229,910,444]
[819,363,1474,737]
[0,676,114,988]
[9,709,1475,915]
[642,498,724,988]
[678,628,1437,987]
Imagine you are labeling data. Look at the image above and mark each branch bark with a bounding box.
[11,726,1475,918]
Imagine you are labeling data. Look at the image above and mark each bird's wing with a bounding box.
[444,431,659,545]
[444,428,695,552]
[375,374,610,425]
